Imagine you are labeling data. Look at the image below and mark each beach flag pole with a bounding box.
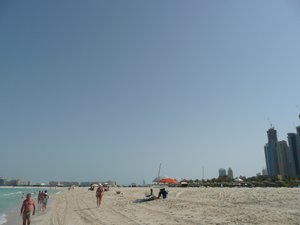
[157,163,162,179]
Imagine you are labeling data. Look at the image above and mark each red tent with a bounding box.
[159,178,177,184]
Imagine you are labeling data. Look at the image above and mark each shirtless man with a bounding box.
[96,184,104,207]
[20,193,35,225]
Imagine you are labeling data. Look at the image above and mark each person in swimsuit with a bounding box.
[42,190,49,210]
[37,191,42,205]
[96,184,104,207]
[20,193,35,225]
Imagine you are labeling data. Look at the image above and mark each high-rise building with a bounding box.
[219,168,226,177]
[287,133,298,176]
[264,115,300,177]
[264,128,280,175]
[262,168,268,175]
[276,141,289,176]
[227,168,233,179]
[296,126,300,174]
[297,126,300,136]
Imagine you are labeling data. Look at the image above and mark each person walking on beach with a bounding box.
[37,191,42,206]
[42,190,49,210]
[96,184,104,207]
[20,193,35,225]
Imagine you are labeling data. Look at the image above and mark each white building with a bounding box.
[227,168,233,179]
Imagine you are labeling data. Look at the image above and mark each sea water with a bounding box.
[0,187,58,224]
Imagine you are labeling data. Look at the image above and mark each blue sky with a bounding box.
[1,0,300,184]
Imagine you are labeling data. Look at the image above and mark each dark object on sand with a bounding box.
[158,188,168,199]
[88,186,94,191]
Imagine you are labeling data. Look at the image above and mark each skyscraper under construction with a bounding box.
[264,115,300,177]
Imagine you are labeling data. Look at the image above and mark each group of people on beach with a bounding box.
[144,188,168,201]
[37,190,49,210]
[20,190,49,225]
[19,185,105,225]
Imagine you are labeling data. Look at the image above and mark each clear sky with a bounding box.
[1,0,300,184]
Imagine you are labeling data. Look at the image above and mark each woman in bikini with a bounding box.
[96,184,104,207]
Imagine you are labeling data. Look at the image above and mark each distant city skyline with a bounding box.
[1,1,300,184]
[264,114,300,177]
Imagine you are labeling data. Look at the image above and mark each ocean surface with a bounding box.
[0,187,59,225]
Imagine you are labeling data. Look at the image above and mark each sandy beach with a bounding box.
[17,187,300,225]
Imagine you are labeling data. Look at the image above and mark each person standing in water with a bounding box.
[37,191,42,206]
[96,184,104,207]
[20,193,35,225]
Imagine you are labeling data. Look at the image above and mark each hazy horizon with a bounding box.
[1,0,300,184]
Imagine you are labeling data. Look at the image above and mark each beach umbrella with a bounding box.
[159,178,177,184]
[91,183,99,187]
[153,176,163,182]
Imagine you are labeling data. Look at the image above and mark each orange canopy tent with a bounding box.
[159,178,177,184]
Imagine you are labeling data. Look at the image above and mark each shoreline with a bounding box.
[2,189,63,225]
[0,214,7,225]
[0,186,60,189]
[4,203,54,225]
[14,187,300,225]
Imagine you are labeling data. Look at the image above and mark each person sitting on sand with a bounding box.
[20,193,36,225]
[96,184,104,207]
[157,188,168,199]
[145,188,154,197]
[143,188,156,201]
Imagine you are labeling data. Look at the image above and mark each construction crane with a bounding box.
[267,117,274,128]
[297,105,300,121]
